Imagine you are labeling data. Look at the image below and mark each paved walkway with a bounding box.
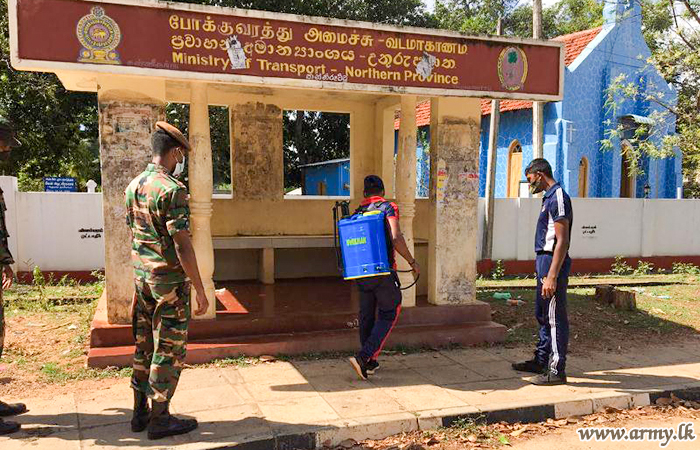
[3,343,700,449]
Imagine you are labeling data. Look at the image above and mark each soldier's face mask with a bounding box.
[172,148,186,178]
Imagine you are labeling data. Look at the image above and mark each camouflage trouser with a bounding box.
[0,289,4,359]
[131,280,190,402]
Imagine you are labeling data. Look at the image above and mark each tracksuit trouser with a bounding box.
[534,253,572,375]
[356,274,402,362]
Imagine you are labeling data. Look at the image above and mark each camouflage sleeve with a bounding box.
[0,201,13,266]
[164,187,190,237]
[125,188,133,228]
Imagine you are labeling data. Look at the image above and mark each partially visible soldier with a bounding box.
[125,121,209,440]
[0,118,25,436]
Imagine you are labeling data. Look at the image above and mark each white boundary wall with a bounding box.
[1,175,699,273]
[0,176,105,273]
[476,197,700,261]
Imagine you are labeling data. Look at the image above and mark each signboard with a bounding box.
[44,177,78,192]
[10,0,564,100]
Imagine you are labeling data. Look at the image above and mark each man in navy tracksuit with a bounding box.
[349,175,419,380]
[512,159,573,386]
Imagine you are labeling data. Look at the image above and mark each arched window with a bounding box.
[507,140,523,198]
[578,157,589,198]
[620,140,636,198]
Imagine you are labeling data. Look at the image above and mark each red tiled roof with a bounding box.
[394,26,604,128]
[480,26,602,115]
[553,26,603,66]
[394,101,431,129]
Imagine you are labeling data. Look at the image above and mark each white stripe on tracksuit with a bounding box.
[543,188,566,253]
[548,294,560,374]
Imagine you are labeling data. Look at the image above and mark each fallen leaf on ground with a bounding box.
[510,425,529,437]
[656,397,673,406]
[259,355,276,362]
[338,438,357,448]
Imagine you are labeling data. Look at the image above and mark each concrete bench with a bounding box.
[212,235,427,284]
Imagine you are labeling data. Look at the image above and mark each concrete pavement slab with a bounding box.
[0,430,81,450]
[218,366,245,385]
[396,351,457,368]
[412,363,484,386]
[75,388,133,429]
[258,395,339,424]
[443,348,505,365]
[177,367,231,390]
[320,388,407,419]
[170,384,249,414]
[12,394,78,430]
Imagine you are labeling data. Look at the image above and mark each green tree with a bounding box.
[0,1,100,191]
[603,1,700,196]
[163,104,232,193]
[283,111,350,190]
[435,0,602,38]
[177,0,436,26]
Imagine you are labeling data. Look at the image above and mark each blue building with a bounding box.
[300,158,350,196]
[479,0,682,198]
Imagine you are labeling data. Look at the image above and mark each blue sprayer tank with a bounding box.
[337,210,391,280]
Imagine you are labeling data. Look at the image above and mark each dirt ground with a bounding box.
[480,276,700,351]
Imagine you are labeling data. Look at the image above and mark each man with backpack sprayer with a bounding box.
[347,175,419,380]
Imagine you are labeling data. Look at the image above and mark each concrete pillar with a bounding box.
[188,82,217,319]
[533,102,544,159]
[231,102,283,200]
[375,102,397,199]
[396,95,417,307]
[98,81,165,324]
[259,247,275,284]
[428,97,481,305]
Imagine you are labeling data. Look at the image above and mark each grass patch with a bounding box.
[435,416,511,447]
[206,355,258,368]
[40,363,132,384]
[483,281,700,351]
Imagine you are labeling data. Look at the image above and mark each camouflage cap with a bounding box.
[155,121,191,152]
[0,117,21,147]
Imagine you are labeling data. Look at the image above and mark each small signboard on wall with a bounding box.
[44,177,78,192]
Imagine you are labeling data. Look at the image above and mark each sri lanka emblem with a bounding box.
[76,7,122,65]
[498,47,528,91]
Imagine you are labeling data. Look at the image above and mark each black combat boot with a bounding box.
[130,390,150,432]
[0,401,26,417]
[0,418,20,435]
[147,400,198,440]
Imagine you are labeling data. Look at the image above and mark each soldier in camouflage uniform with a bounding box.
[125,121,209,440]
[0,118,25,436]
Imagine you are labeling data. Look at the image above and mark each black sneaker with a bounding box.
[366,359,380,375]
[511,359,546,374]
[349,356,368,380]
[0,401,27,417]
[531,370,567,386]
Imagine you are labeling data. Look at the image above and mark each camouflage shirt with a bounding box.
[0,188,14,266]
[125,164,190,284]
